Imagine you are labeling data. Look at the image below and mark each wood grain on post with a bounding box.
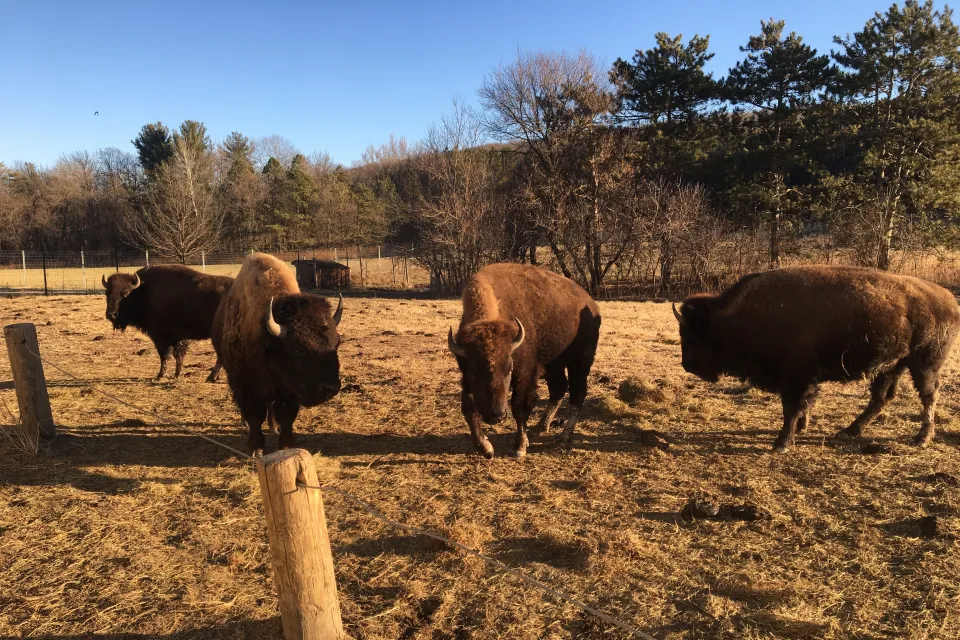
[3,323,54,449]
[256,449,344,640]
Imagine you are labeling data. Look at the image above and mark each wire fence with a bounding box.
[0,245,418,295]
[17,338,657,640]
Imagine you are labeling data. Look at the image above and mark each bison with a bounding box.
[212,252,343,455]
[447,263,601,458]
[103,265,233,381]
[673,265,960,452]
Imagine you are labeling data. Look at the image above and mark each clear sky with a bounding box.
[1,0,898,168]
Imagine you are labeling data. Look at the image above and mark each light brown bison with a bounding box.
[212,253,343,455]
[448,263,601,458]
[103,265,233,381]
[674,265,960,452]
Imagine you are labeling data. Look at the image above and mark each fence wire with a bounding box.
[16,339,658,640]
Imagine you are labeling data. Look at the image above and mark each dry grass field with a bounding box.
[0,258,429,293]
[1,293,959,639]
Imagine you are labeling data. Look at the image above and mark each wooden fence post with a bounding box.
[257,449,344,640]
[3,323,54,450]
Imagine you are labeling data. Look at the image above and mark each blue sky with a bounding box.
[1,0,899,168]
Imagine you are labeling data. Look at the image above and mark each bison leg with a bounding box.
[265,403,278,434]
[155,343,173,380]
[909,365,940,447]
[273,397,300,450]
[173,341,189,378]
[533,366,567,437]
[461,382,493,459]
[205,359,223,383]
[835,367,904,441]
[233,392,267,457]
[561,358,592,449]
[795,386,820,434]
[510,370,539,458]
[773,384,817,453]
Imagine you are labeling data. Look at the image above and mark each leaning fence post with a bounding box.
[3,323,54,451]
[257,449,344,640]
[201,251,206,273]
[145,250,149,267]
[81,251,86,289]
[21,250,26,286]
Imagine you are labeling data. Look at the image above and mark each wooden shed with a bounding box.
[291,259,351,290]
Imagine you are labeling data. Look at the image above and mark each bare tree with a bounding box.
[412,100,506,294]
[253,134,299,169]
[125,133,222,263]
[478,50,621,292]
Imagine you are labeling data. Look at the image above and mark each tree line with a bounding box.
[2,0,958,296]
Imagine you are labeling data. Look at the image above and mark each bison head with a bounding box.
[102,272,141,330]
[264,293,343,407]
[448,319,525,424]
[674,299,723,382]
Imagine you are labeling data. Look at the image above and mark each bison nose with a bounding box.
[321,383,341,396]
[492,409,507,423]
[106,311,117,320]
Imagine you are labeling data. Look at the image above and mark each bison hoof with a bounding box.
[834,427,861,441]
[250,448,264,458]
[772,442,790,454]
[205,374,219,383]
[914,433,934,448]
[476,438,495,459]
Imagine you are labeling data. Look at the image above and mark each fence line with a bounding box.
[0,245,416,295]
[18,341,659,640]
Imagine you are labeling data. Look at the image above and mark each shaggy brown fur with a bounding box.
[212,253,343,455]
[676,264,960,452]
[449,263,601,457]
[103,265,233,381]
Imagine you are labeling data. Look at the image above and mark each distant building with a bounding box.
[291,259,351,290]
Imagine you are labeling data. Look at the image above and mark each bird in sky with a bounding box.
[94,111,98,116]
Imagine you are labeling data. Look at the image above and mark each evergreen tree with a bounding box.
[132,122,173,175]
[723,19,832,266]
[832,0,960,268]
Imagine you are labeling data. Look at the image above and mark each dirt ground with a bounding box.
[1,293,958,639]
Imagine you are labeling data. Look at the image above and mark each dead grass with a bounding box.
[0,295,958,639]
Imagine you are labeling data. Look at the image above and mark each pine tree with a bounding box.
[723,19,832,267]
[832,0,960,269]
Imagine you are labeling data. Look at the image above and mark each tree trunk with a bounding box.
[877,208,895,271]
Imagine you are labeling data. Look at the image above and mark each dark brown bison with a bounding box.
[674,265,960,452]
[103,265,233,381]
[212,252,343,455]
[447,263,601,458]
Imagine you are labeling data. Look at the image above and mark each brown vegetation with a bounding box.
[1,294,958,638]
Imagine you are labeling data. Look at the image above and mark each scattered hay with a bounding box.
[616,376,675,406]
[2,296,959,638]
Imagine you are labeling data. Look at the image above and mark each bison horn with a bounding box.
[266,297,287,338]
[101,274,108,288]
[512,318,525,352]
[332,293,344,326]
[447,327,466,358]
[131,272,141,290]
[672,303,684,325]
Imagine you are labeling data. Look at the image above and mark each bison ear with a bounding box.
[680,301,710,333]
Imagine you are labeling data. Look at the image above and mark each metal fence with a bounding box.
[0,246,415,295]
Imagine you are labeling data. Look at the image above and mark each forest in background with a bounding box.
[2,0,959,295]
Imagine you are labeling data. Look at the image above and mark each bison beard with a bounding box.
[102,266,232,382]
[674,265,960,453]
[449,263,601,458]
